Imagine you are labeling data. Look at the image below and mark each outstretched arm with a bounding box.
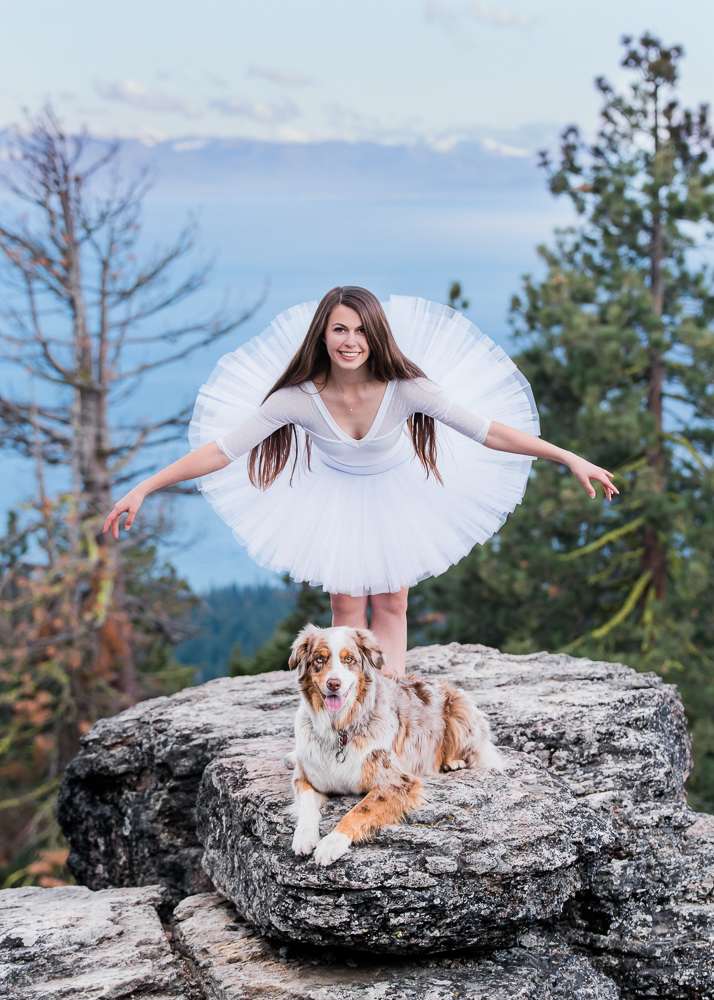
[484,421,618,501]
[103,442,230,539]
[399,381,618,501]
[103,389,302,538]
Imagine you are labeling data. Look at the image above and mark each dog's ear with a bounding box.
[354,628,386,673]
[289,623,319,675]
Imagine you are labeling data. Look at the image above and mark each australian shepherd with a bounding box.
[288,624,502,867]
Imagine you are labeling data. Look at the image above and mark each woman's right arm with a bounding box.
[103,441,230,539]
[103,388,304,539]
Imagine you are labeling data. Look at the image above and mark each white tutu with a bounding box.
[189,296,539,596]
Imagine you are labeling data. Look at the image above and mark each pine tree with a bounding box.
[412,35,714,810]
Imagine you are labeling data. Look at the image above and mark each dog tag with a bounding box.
[336,730,348,763]
[335,750,346,763]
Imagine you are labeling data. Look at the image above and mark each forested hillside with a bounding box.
[174,584,295,683]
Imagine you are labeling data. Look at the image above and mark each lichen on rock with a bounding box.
[173,891,621,1000]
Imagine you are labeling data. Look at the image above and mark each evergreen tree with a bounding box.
[412,35,714,810]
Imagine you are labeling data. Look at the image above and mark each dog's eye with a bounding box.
[344,656,354,664]
[316,656,324,664]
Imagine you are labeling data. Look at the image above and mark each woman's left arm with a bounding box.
[399,382,618,501]
[484,421,618,501]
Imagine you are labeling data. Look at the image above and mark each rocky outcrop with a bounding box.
[0,884,188,999]
[562,807,714,997]
[198,735,613,953]
[57,671,298,902]
[173,891,621,999]
[56,643,714,997]
[57,644,688,902]
[0,885,622,999]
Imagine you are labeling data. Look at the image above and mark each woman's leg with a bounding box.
[330,592,369,630]
[370,587,409,679]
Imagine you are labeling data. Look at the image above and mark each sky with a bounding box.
[2,1,714,148]
[2,1,714,592]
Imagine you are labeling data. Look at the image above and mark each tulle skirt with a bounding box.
[189,296,539,596]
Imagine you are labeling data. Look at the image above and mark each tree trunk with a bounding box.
[61,179,137,696]
[642,106,667,601]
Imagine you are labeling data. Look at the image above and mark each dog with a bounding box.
[288,624,502,867]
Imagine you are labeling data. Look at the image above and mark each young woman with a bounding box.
[104,286,617,677]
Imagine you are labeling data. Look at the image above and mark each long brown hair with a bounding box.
[249,286,441,488]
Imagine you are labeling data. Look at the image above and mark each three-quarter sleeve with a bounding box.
[216,388,296,461]
[397,379,491,444]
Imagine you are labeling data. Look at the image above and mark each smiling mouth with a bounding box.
[322,691,347,713]
[337,351,360,361]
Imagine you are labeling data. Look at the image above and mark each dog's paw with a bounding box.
[313,831,351,866]
[284,751,297,770]
[445,759,467,771]
[292,825,320,856]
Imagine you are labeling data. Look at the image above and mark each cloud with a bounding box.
[424,0,470,45]
[466,3,533,28]
[430,133,468,152]
[204,72,229,88]
[324,104,425,145]
[173,138,208,152]
[482,136,531,157]
[128,126,168,147]
[96,79,201,118]
[249,66,312,86]
[274,126,310,144]
[426,1,533,43]
[210,96,299,124]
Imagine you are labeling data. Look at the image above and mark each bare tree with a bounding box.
[0,106,262,698]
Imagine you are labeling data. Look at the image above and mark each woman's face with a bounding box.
[324,305,370,373]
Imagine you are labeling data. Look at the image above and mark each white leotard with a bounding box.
[216,378,491,476]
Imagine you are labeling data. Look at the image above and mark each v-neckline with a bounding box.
[308,380,395,445]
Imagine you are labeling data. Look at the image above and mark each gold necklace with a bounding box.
[332,379,354,412]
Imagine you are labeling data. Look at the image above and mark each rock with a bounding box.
[561,802,714,998]
[406,646,713,997]
[58,671,298,902]
[58,645,688,903]
[406,644,692,808]
[173,892,621,999]
[197,736,613,953]
[0,884,189,999]
[58,643,714,996]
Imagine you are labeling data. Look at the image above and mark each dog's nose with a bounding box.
[326,678,341,692]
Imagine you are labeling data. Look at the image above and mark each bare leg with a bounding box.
[370,588,409,678]
[330,592,369,630]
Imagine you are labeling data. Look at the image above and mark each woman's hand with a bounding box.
[103,487,147,539]
[483,423,619,501]
[568,456,619,501]
[101,442,231,541]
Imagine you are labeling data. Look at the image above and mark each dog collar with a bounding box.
[336,729,349,763]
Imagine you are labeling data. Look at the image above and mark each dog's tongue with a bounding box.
[325,693,346,713]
